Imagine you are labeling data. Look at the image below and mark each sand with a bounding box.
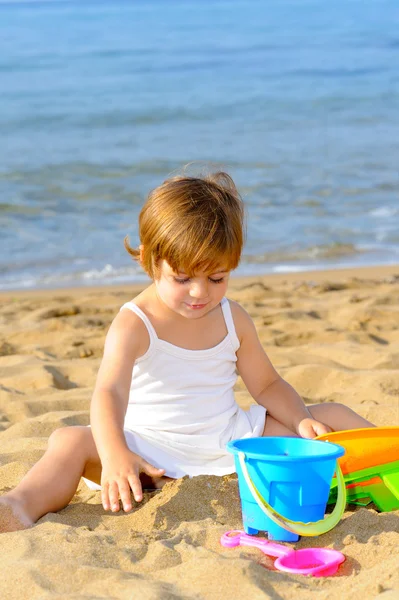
[0,265,398,600]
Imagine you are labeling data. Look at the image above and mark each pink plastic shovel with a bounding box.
[220,530,345,577]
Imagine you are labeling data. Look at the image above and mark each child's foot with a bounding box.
[0,497,33,532]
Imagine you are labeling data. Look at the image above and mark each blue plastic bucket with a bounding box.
[227,437,345,542]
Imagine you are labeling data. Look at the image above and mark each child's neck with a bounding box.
[136,285,227,351]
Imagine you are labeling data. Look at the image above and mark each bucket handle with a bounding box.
[237,451,346,537]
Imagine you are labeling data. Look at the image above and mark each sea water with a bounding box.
[0,0,398,290]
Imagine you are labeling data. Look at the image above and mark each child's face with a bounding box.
[154,260,230,319]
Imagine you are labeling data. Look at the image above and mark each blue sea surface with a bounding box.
[0,0,398,290]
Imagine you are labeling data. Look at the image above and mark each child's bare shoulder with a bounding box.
[227,298,251,319]
[105,302,150,359]
[227,299,254,338]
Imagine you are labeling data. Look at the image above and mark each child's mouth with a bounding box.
[186,303,208,310]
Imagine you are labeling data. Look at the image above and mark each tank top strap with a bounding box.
[120,302,158,344]
[220,297,240,351]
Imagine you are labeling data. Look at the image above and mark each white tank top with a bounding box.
[120,297,266,476]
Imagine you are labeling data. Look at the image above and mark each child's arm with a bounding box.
[232,302,331,438]
[90,310,165,510]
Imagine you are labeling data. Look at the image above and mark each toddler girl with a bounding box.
[0,171,374,531]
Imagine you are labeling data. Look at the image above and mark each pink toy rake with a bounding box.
[220,530,345,577]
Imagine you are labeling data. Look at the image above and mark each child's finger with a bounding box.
[128,475,143,503]
[108,481,121,512]
[118,479,133,512]
[101,481,111,511]
[142,461,166,478]
[313,421,332,436]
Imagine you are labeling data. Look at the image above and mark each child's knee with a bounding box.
[325,402,344,413]
[329,403,354,417]
[48,426,91,453]
[309,402,351,423]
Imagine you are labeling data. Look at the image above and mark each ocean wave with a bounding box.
[370,206,399,218]
[0,263,147,292]
[244,243,363,265]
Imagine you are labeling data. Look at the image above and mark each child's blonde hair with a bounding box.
[124,171,245,279]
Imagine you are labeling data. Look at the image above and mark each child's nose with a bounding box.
[189,280,208,299]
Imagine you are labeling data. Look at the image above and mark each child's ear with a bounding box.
[139,245,144,264]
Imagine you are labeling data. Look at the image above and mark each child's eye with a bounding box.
[173,276,225,285]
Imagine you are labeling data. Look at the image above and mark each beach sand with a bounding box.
[0,265,398,599]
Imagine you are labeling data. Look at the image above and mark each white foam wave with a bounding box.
[370,206,398,218]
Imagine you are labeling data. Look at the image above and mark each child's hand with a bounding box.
[297,418,332,439]
[100,449,165,512]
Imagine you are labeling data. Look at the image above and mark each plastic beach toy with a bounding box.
[316,427,399,475]
[220,530,345,577]
[227,437,346,542]
[316,427,399,512]
[327,460,399,511]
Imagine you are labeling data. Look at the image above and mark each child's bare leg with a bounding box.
[262,415,298,437]
[0,426,101,532]
[263,403,374,437]
[308,403,375,431]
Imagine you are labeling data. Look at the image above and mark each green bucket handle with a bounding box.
[238,450,346,537]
